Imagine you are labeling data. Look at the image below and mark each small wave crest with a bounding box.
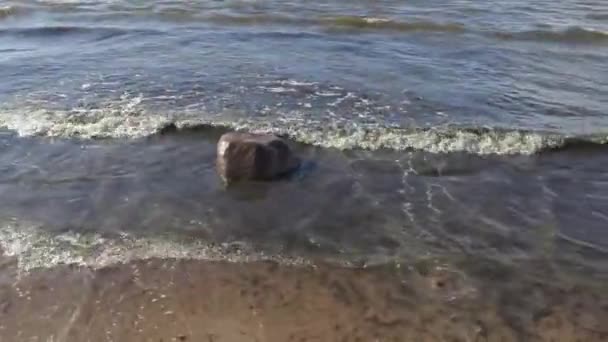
[0,95,172,139]
[0,5,24,20]
[0,101,606,155]
[170,119,608,155]
[0,220,311,272]
[494,26,608,44]
[327,16,466,33]
[205,13,316,26]
[203,14,465,33]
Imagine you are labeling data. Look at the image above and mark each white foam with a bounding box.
[0,101,584,155]
[177,118,566,155]
[0,220,311,272]
[315,91,342,97]
[363,17,391,24]
[0,5,14,13]
[0,95,172,139]
[261,86,298,94]
[278,80,317,87]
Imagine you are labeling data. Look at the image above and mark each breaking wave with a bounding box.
[0,220,311,272]
[327,16,465,32]
[203,14,466,33]
[3,9,605,45]
[0,96,172,139]
[0,102,606,155]
[166,120,608,155]
[0,5,23,20]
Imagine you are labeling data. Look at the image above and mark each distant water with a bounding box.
[0,0,607,319]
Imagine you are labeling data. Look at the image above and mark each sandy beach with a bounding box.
[1,253,606,342]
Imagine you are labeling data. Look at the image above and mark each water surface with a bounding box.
[0,0,607,340]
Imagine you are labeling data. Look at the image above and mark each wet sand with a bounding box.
[0,253,606,342]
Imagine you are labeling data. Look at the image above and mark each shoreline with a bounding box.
[0,255,606,342]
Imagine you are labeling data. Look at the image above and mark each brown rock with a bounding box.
[216,132,300,184]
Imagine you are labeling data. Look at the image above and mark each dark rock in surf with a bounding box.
[216,132,300,184]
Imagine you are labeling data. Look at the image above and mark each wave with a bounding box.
[326,16,466,33]
[164,120,608,155]
[4,8,603,45]
[0,220,311,272]
[493,26,608,44]
[0,25,153,40]
[203,14,465,33]
[0,96,172,139]
[204,13,316,26]
[0,25,107,38]
[0,103,606,155]
[0,5,24,20]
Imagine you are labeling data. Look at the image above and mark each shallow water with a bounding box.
[0,0,607,340]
